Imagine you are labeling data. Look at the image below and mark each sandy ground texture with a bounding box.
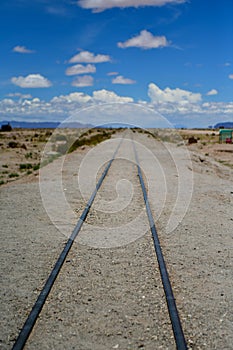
[178,128,233,169]
[0,130,232,350]
[0,127,112,186]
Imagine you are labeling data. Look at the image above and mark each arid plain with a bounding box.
[0,128,232,349]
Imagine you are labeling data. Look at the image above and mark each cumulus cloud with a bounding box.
[229,74,233,79]
[69,50,110,63]
[93,89,134,103]
[21,98,41,107]
[206,89,218,96]
[1,89,233,128]
[12,46,35,54]
[66,64,96,76]
[78,0,186,12]
[0,98,15,106]
[51,92,92,104]
[201,102,233,115]
[72,75,94,87]
[148,83,202,104]
[118,30,170,49]
[0,90,134,122]
[11,74,52,88]
[112,75,136,84]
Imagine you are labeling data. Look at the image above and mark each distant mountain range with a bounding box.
[214,122,233,129]
[0,120,92,129]
[1,120,232,129]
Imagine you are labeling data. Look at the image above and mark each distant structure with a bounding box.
[215,122,233,129]
[219,129,233,144]
[1,122,12,132]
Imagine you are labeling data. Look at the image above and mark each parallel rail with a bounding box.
[132,138,187,350]
[12,138,123,350]
[12,133,187,350]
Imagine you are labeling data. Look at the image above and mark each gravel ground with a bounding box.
[135,132,233,349]
[0,130,232,350]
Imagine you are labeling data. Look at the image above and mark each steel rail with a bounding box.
[132,138,187,350]
[12,136,123,350]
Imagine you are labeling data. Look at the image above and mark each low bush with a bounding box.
[8,173,19,178]
[8,141,18,148]
[25,152,33,159]
[19,163,32,170]
[33,164,40,171]
[68,131,112,153]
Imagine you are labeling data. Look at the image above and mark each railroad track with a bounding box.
[12,133,187,350]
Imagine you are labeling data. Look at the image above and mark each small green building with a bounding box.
[219,129,233,143]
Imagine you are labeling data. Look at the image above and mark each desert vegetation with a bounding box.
[178,129,233,168]
[0,127,117,185]
[1,127,232,186]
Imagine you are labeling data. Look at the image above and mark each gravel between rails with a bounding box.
[22,134,174,350]
[0,130,232,350]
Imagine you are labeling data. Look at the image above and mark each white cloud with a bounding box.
[51,92,92,104]
[12,46,35,54]
[11,74,52,88]
[21,98,41,108]
[148,83,202,104]
[112,75,136,84]
[0,90,134,122]
[78,0,186,12]
[69,50,111,63]
[206,89,218,96]
[229,74,233,79]
[107,72,119,76]
[202,102,233,114]
[118,30,170,49]
[66,64,96,76]
[93,89,134,103]
[1,89,233,129]
[224,62,231,66]
[0,98,15,106]
[72,75,94,87]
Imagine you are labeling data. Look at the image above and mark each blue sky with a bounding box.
[0,0,233,128]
